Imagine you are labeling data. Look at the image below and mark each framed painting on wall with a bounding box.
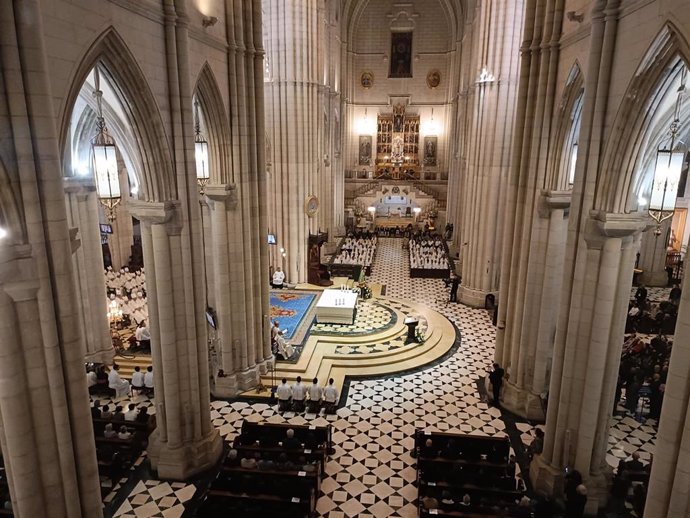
[359,135,372,165]
[390,31,413,78]
[423,136,437,166]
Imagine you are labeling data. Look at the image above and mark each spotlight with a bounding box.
[0,227,7,240]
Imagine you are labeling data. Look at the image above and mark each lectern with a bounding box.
[404,316,419,344]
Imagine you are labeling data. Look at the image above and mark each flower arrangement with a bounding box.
[358,281,372,300]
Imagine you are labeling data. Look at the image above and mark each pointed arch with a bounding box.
[193,63,234,185]
[58,27,175,202]
[596,22,690,213]
[546,61,584,190]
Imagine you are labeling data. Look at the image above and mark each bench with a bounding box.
[241,421,333,455]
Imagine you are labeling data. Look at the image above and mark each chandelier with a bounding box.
[91,68,121,222]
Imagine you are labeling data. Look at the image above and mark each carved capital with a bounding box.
[584,211,649,249]
[128,200,182,235]
[538,190,572,218]
[205,184,238,211]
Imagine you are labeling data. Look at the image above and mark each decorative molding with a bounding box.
[205,184,239,210]
[128,200,182,235]
[107,0,164,24]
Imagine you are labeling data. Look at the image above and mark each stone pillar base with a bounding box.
[458,285,496,308]
[501,381,545,421]
[84,347,115,365]
[148,429,223,480]
[640,270,668,287]
[211,372,239,398]
[257,357,274,375]
[237,365,260,391]
[530,455,612,515]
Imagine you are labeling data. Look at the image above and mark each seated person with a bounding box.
[117,425,132,440]
[100,404,113,419]
[108,364,131,398]
[103,423,117,439]
[91,400,102,419]
[241,453,259,470]
[124,403,138,421]
[283,429,301,450]
[131,366,145,395]
[420,438,437,457]
[226,449,241,467]
[440,491,455,512]
[136,407,151,424]
[111,405,125,422]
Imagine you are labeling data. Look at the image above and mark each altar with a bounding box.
[315,289,359,324]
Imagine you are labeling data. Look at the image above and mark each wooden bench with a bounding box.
[241,421,333,455]
[415,430,523,518]
[231,444,327,472]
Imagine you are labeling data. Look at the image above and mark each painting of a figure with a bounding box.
[390,32,413,78]
[424,136,437,166]
[359,135,372,165]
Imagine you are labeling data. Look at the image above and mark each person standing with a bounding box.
[276,378,292,412]
[143,366,154,395]
[272,267,286,289]
[489,363,505,408]
[449,273,460,303]
[307,377,322,413]
[323,378,339,414]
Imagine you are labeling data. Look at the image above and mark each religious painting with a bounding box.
[390,31,413,78]
[424,136,437,166]
[359,135,372,165]
[426,69,441,89]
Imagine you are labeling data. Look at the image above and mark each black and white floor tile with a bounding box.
[101,237,654,516]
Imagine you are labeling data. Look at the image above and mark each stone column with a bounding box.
[130,200,222,480]
[205,184,265,396]
[63,178,113,364]
[531,213,645,512]
[264,0,325,283]
[638,219,671,287]
[645,254,690,517]
[500,191,570,419]
[456,0,525,307]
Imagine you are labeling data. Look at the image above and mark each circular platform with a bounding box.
[248,295,456,400]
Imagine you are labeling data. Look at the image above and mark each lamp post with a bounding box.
[91,68,121,222]
[194,98,210,194]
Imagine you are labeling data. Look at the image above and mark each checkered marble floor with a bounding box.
[311,300,396,337]
[103,237,651,517]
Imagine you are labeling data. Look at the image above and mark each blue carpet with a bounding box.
[269,291,318,340]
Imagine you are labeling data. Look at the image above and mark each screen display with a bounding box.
[268,234,277,245]
[100,223,113,234]
[205,308,217,329]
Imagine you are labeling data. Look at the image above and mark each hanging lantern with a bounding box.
[194,98,210,193]
[91,74,121,223]
[649,73,687,225]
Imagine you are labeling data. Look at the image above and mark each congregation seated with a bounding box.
[200,428,324,518]
[416,430,523,517]
[332,232,377,267]
[409,233,450,270]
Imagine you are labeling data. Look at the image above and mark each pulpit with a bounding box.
[308,232,333,286]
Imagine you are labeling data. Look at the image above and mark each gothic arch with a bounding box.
[58,27,175,203]
[194,63,234,185]
[596,22,690,214]
[546,62,584,191]
[342,0,464,50]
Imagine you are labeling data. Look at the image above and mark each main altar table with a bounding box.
[315,289,359,324]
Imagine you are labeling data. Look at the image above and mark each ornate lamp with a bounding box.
[649,75,686,231]
[91,69,121,222]
[194,98,210,193]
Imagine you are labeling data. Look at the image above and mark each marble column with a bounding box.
[645,252,690,517]
[63,178,113,364]
[456,0,525,307]
[130,200,222,480]
[531,213,645,512]
[638,219,671,287]
[500,191,570,419]
[264,0,325,283]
